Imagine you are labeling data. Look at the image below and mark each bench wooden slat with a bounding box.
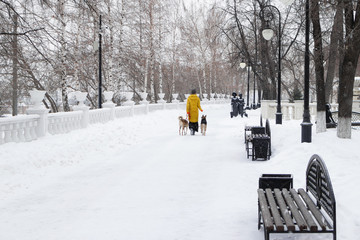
[258,189,274,231]
[298,188,328,230]
[265,189,284,231]
[281,189,307,230]
[274,189,295,231]
[289,189,318,231]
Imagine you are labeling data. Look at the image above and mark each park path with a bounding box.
[1,105,268,240]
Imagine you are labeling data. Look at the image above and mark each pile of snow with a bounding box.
[0,104,358,239]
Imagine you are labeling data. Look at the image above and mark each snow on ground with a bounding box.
[0,103,359,240]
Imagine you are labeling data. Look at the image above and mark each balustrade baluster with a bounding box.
[0,125,4,144]
[25,121,32,141]
[19,122,26,142]
[4,124,12,143]
[60,118,65,134]
[30,121,37,140]
[12,123,20,142]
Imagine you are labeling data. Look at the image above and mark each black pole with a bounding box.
[275,7,282,124]
[260,5,282,123]
[301,0,312,142]
[98,15,102,109]
[246,65,250,109]
[253,67,256,109]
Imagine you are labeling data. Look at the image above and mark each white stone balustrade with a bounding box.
[114,106,133,118]
[0,115,39,144]
[89,108,112,124]
[0,94,227,145]
[261,100,336,121]
[48,111,82,135]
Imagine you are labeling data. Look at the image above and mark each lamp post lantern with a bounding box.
[260,5,282,124]
[239,62,246,69]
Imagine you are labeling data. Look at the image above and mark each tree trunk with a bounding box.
[12,14,18,116]
[149,0,155,102]
[337,0,360,138]
[310,0,326,133]
[325,3,342,102]
[144,58,148,92]
[59,0,70,112]
[107,1,115,91]
[202,64,206,96]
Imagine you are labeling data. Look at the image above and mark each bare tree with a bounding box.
[337,0,360,138]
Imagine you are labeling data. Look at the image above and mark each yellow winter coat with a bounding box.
[186,94,203,123]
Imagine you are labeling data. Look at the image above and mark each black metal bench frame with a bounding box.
[331,111,360,128]
[245,119,271,160]
[257,154,336,240]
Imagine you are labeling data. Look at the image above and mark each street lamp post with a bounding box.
[257,67,262,108]
[260,5,282,124]
[239,60,248,107]
[246,64,251,110]
[98,15,103,109]
[301,0,312,142]
[252,65,257,109]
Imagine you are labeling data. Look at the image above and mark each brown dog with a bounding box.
[201,115,207,136]
[178,116,189,135]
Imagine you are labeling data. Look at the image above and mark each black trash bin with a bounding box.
[258,174,293,190]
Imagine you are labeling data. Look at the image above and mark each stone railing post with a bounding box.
[140,92,149,114]
[27,89,49,137]
[158,93,166,109]
[73,106,90,128]
[103,91,115,120]
[73,91,90,128]
[27,108,49,137]
[202,93,209,104]
[294,100,303,120]
[210,93,216,103]
[123,91,135,116]
[172,93,179,109]
[260,100,272,119]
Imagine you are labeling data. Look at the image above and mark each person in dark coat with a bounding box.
[325,103,336,128]
[238,93,248,118]
[230,92,239,118]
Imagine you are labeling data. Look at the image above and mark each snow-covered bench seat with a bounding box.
[257,154,336,240]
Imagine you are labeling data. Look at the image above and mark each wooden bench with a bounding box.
[257,154,336,240]
[245,119,271,160]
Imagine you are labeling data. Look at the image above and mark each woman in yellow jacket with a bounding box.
[186,89,203,135]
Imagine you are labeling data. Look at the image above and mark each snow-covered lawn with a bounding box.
[0,104,358,240]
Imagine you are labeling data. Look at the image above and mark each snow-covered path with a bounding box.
[1,104,359,240]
